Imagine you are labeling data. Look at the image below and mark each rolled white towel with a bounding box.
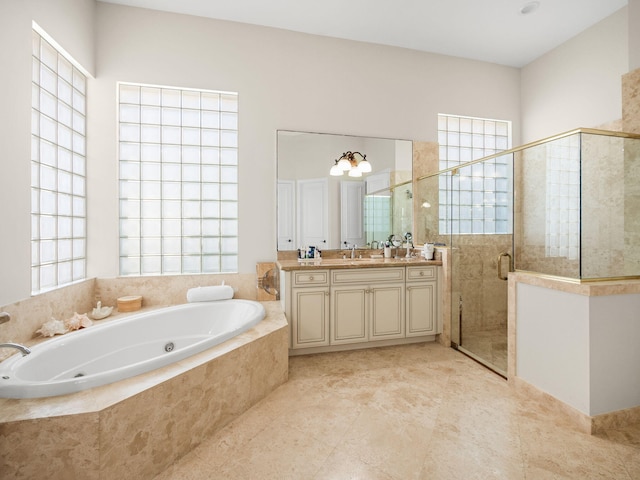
[186,285,234,303]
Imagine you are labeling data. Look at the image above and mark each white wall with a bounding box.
[516,284,591,414]
[520,7,628,143]
[1,1,631,307]
[517,283,640,416]
[0,0,95,307]
[631,0,640,71]
[88,3,521,280]
[590,294,640,415]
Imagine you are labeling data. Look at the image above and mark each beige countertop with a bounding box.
[277,257,442,271]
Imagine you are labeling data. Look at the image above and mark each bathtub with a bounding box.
[0,299,265,399]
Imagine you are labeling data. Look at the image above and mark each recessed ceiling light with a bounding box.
[519,1,540,15]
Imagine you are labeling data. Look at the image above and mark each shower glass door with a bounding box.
[449,154,513,376]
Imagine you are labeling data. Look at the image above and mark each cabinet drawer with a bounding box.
[293,270,329,287]
[332,267,404,284]
[406,266,436,282]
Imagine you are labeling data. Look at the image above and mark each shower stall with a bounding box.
[416,128,640,376]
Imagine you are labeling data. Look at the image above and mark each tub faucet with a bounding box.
[0,343,31,356]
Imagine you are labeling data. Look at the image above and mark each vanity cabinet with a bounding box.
[330,268,405,344]
[406,266,437,336]
[281,263,440,354]
[290,270,330,348]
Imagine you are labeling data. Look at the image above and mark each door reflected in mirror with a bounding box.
[277,131,413,251]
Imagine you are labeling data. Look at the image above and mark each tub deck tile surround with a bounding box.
[0,301,288,480]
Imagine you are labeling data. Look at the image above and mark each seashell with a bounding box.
[64,312,92,331]
[36,318,67,337]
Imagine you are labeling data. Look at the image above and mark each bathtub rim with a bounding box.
[0,300,287,423]
[0,299,266,399]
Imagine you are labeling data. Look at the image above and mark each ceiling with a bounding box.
[98,0,627,67]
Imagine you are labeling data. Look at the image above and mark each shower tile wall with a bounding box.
[412,141,447,246]
[514,132,640,280]
[623,68,640,136]
[623,138,640,276]
[450,235,511,334]
[514,143,580,278]
[581,134,631,278]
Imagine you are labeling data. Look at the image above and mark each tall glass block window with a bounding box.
[31,27,87,294]
[118,83,238,275]
[438,114,512,234]
[546,135,580,259]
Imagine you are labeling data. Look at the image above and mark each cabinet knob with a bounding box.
[309,276,314,281]
[419,271,424,276]
[325,291,330,296]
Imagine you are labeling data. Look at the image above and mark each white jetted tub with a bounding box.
[0,299,265,399]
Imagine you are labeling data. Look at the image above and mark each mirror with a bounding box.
[277,130,413,251]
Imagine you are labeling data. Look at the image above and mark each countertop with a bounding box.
[277,256,442,271]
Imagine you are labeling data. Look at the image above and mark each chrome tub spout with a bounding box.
[0,343,31,356]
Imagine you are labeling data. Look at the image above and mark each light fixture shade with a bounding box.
[330,164,343,176]
[337,158,352,171]
[348,166,362,177]
[358,159,372,173]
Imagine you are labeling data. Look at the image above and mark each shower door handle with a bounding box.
[497,252,512,281]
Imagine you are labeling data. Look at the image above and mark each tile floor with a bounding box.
[460,326,508,374]
[155,342,640,479]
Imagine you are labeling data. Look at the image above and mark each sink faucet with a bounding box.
[351,244,357,259]
[0,343,31,356]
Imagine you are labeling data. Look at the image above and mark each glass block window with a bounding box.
[364,194,391,246]
[118,83,238,275]
[545,135,580,259]
[31,27,87,294]
[438,114,512,235]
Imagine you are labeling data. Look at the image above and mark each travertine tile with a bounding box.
[623,68,640,135]
[155,343,640,480]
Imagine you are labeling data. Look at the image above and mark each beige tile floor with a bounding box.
[155,342,640,479]
[460,325,508,374]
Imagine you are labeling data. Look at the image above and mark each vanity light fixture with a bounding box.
[329,151,371,177]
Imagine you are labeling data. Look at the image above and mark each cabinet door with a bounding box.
[406,282,437,336]
[330,286,368,345]
[370,283,405,340]
[291,288,330,348]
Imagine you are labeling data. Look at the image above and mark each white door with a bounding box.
[297,178,328,249]
[277,180,296,250]
[340,181,366,248]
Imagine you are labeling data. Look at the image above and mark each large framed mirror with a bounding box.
[277,130,413,251]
